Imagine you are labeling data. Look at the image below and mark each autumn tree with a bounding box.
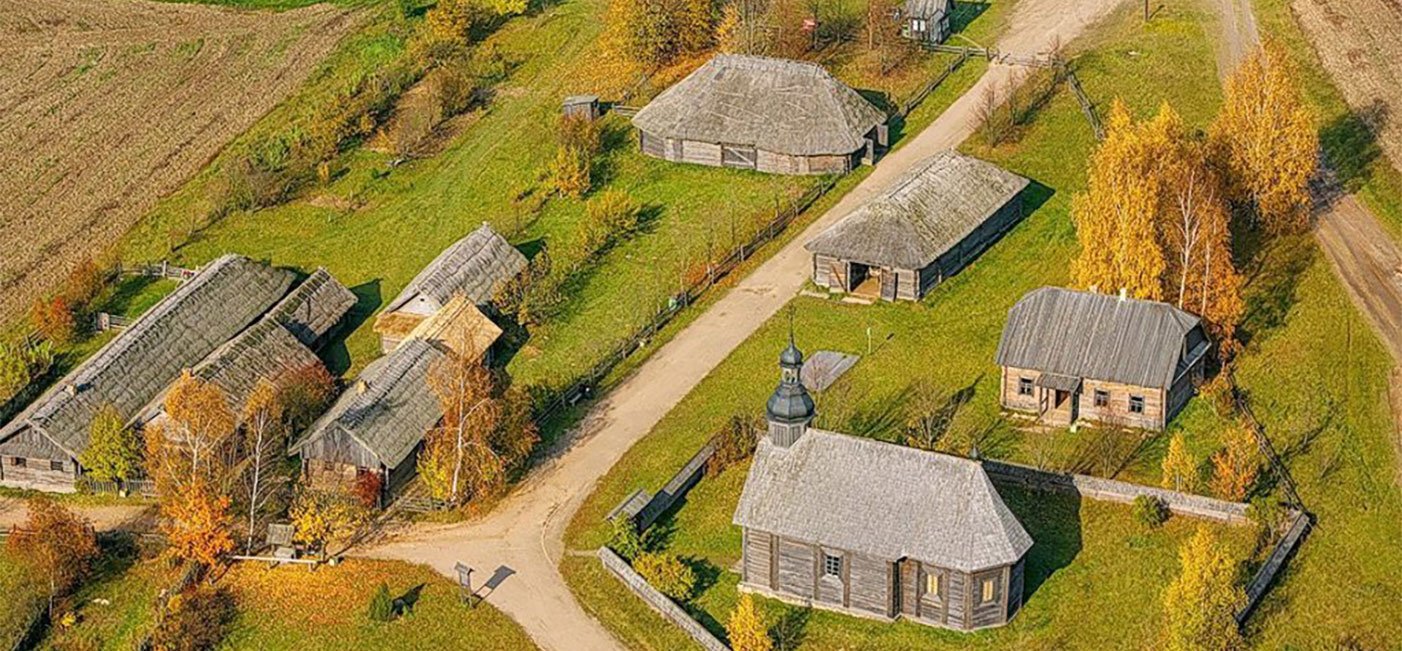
[866,0,910,74]
[165,485,236,567]
[1161,526,1246,651]
[30,296,77,346]
[145,372,237,496]
[1212,40,1317,234]
[601,0,717,73]
[421,343,502,505]
[549,114,601,198]
[290,490,367,559]
[276,363,336,431]
[1150,104,1244,352]
[239,379,290,553]
[716,0,768,55]
[6,498,100,613]
[79,403,142,483]
[1160,433,1197,492]
[726,593,772,651]
[1210,421,1260,501]
[1071,99,1168,300]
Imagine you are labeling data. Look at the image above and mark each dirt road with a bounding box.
[363,0,1129,648]
[0,0,357,322]
[0,497,153,532]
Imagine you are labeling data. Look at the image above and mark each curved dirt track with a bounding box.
[362,0,1130,648]
[0,0,358,321]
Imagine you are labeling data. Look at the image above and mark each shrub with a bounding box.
[368,582,395,622]
[573,189,642,260]
[79,403,143,483]
[634,552,696,602]
[726,593,771,651]
[549,115,600,197]
[707,414,760,477]
[606,515,644,562]
[275,363,336,431]
[151,585,235,651]
[62,257,109,311]
[0,337,54,406]
[1133,494,1170,529]
[30,296,77,345]
[1246,495,1286,534]
[7,498,100,608]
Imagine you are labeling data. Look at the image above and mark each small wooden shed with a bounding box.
[804,150,1028,301]
[631,54,889,175]
[901,0,953,44]
[995,287,1211,431]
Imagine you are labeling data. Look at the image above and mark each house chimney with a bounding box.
[1118,287,1127,301]
[64,384,77,397]
[355,380,369,395]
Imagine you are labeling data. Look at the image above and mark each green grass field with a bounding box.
[0,552,43,651]
[561,1,1402,648]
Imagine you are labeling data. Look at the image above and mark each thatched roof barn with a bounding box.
[995,287,1211,431]
[805,150,1028,301]
[736,341,1032,630]
[0,255,297,491]
[901,0,952,44]
[375,223,526,354]
[631,54,888,175]
[290,338,447,495]
[138,268,356,425]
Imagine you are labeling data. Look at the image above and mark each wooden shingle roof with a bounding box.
[267,268,358,346]
[805,150,1028,269]
[631,54,887,157]
[292,339,446,470]
[0,255,293,457]
[734,430,1032,572]
[995,287,1206,390]
[382,224,527,314]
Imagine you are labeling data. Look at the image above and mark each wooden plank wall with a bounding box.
[0,458,77,492]
[777,536,815,597]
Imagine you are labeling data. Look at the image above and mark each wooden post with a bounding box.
[455,562,474,607]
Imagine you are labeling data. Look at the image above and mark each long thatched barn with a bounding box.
[0,256,355,492]
[805,150,1028,301]
[995,287,1211,431]
[735,340,1033,630]
[631,54,889,175]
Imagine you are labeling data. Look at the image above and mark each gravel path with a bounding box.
[360,0,1129,648]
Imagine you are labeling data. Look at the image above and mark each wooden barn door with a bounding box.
[721,144,758,169]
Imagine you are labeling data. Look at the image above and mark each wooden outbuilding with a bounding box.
[734,340,1033,631]
[374,223,526,354]
[900,0,953,44]
[631,54,889,175]
[804,150,1028,301]
[995,287,1211,431]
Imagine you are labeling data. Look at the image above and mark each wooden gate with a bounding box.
[721,144,757,169]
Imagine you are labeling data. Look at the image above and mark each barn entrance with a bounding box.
[848,262,881,297]
[721,144,758,169]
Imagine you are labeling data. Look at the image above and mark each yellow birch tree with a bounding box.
[1162,526,1246,651]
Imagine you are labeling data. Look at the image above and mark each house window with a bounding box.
[1018,377,1034,396]
[10,457,25,468]
[911,17,928,32]
[49,460,64,472]
[924,571,940,597]
[1129,395,1145,414]
[823,553,842,577]
[981,578,995,603]
[1094,389,1110,407]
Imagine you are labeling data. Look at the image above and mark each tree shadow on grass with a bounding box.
[949,1,991,36]
[771,604,811,650]
[1321,100,1388,194]
[1235,228,1316,350]
[394,583,425,616]
[997,485,1082,605]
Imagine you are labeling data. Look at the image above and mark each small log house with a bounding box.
[805,150,1027,301]
[901,0,953,44]
[631,54,889,175]
[995,287,1211,431]
[734,340,1033,631]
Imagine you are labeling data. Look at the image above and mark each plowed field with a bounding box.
[0,0,356,320]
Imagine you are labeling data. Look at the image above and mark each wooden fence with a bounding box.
[93,312,131,332]
[599,548,730,651]
[539,176,839,422]
[1238,508,1311,624]
[120,262,197,281]
[76,476,158,497]
[898,50,971,117]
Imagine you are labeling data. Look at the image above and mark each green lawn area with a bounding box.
[40,540,183,651]
[0,552,43,650]
[562,1,1402,649]
[216,559,535,650]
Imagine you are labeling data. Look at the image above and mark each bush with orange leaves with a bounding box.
[7,497,99,611]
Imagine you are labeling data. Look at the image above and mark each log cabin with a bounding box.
[373,223,526,354]
[804,150,1028,301]
[631,54,889,175]
[995,287,1211,431]
[0,256,354,492]
[733,340,1033,631]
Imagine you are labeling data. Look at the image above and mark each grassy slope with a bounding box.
[40,547,182,651]
[562,2,1402,649]
[216,559,535,650]
[0,553,42,650]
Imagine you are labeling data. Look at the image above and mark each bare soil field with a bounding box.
[1291,0,1402,173]
[0,0,357,321]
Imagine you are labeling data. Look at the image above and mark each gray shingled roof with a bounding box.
[805,150,1028,269]
[0,255,292,457]
[995,287,1206,390]
[268,268,358,346]
[734,430,1032,572]
[631,54,887,157]
[383,224,527,314]
[905,0,950,18]
[292,339,446,469]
